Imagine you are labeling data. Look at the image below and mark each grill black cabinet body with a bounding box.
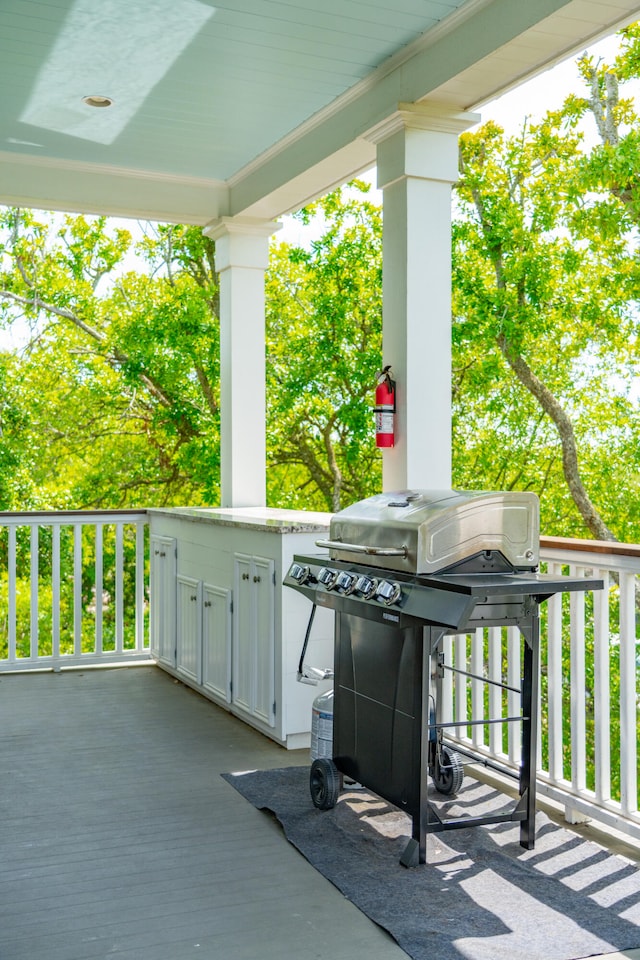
[285,553,601,867]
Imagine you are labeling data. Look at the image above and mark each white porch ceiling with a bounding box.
[2,0,640,224]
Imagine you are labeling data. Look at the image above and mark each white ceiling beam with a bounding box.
[0,151,227,225]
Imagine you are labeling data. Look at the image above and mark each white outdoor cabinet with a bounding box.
[147,507,334,748]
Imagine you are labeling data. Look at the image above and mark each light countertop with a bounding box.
[147,505,332,534]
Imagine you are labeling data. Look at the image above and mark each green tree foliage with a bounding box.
[0,212,220,509]
[452,32,640,541]
[265,184,383,511]
[0,189,383,515]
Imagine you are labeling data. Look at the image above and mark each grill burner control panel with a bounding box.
[286,556,473,630]
[287,555,480,629]
[290,560,402,607]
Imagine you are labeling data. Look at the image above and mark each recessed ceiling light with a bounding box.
[82,95,113,108]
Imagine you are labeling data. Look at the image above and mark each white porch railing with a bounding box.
[442,536,640,842]
[0,511,151,671]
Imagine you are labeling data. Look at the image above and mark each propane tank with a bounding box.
[310,688,334,761]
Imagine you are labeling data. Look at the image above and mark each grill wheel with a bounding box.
[310,758,340,809]
[432,745,464,796]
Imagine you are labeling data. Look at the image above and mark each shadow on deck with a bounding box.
[0,666,405,960]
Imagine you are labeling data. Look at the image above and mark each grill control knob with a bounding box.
[354,574,378,600]
[375,580,402,606]
[289,562,311,585]
[317,567,338,589]
[334,571,356,595]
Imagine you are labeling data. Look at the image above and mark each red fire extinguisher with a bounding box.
[375,366,395,448]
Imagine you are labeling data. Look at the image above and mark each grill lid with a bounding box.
[317,489,539,575]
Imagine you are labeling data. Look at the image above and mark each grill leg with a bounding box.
[402,627,430,867]
[400,838,421,868]
[519,613,540,849]
[401,626,444,867]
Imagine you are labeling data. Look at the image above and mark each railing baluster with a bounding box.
[135,520,145,652]
[454,633,467,736]
[52,524,60,663]
[546,564,563,782]
[619,570,638,817]
[74,523,82,656]
[440,634,453,729]
[115,522,124,654]
[570,566,586,794]
[30,524,38,660]
[471,627,484,748]
[95,524,103,656]
[8,525,16,663]
[593,568,610,804]
[507,625,520,765]
[488,626,502,755]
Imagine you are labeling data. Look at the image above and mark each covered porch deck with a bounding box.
[0,665,405,960]
[1,664,639,960]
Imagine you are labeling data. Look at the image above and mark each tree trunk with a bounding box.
[466,180,616,541]
[497,333,617,541]
[323,422,343,512]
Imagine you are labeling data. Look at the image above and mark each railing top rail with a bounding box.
[540,535,640,559]
[0,509,148,522]
[0,514,635,555]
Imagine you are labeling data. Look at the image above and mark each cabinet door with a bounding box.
[177,575,202,686]
[232,554,275,728]
[202,583,232,704]
[232,555,253,716]
[252,556,275,727]
[150,535,176,668]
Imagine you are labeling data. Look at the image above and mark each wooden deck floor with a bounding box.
[0,666,406,960]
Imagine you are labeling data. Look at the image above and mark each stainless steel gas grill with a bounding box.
[284,489,602,867]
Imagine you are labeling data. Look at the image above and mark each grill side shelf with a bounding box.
[428,572,604,598]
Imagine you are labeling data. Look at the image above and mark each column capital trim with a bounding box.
[203,215,282,242]
[365,101,480,145]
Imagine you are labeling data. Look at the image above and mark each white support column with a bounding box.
[368,103,478,492]
[204,217,281,507]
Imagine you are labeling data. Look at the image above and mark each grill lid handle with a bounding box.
[315,539,408,558]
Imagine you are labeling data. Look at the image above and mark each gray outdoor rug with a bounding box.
[222,766,640,960]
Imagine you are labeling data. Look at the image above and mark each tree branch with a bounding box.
[0,288,180,415]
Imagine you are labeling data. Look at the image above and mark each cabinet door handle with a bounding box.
[242,572,249,580]
[190,594,197,601]
[154,549,160,555]
[160,551,166,557]
[253,575,261,583]
[204,600,211,608]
